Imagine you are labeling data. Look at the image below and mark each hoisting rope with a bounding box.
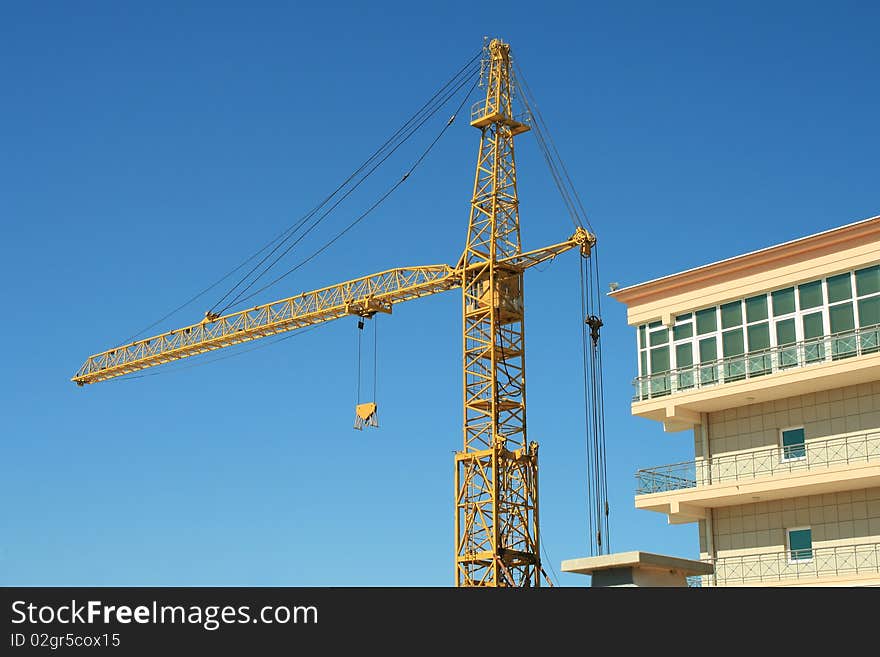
[356,319,364,405]
[354,316,380,430]
[227,76,479,308]
[213,68,480,314]
[580,251,611,555]
[513,59,610,556]
[120,50,481,344]
[512,61,593,233]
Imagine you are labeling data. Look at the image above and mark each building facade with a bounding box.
[611,215,880,586]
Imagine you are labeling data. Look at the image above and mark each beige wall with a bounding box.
[698,487,880,585]
[695,381,880,460]
[700,487,880,556]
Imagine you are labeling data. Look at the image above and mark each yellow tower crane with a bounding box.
[72,38,597,587]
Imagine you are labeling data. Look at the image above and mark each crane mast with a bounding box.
[456,39,539,587]
[71,38,597,588]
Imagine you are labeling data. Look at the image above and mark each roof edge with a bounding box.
[610,214,880,305]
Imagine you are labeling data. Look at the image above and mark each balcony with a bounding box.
[634,432,880,522]
[697,542,880,586]
[630,326,880,431]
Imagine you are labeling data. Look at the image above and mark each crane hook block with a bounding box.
[354,402,379,431]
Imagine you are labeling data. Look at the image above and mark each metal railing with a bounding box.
[633,325,880,401]
[635,431,880,495]
[699,542,880,586]
[469,100,532,126]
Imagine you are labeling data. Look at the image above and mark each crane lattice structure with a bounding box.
[72,39,597,587]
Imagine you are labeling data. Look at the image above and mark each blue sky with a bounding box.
[2,1,878,586]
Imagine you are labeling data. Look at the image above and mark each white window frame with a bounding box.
[786,526,813,564]
[779,425,807,463]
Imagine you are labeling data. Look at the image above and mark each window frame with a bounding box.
[634,263,880,398]
[779,426,807,463]
[786,526,813,564]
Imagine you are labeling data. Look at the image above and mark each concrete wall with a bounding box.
[698,487,880,584]
[700,487,880,554]
[692,384,880,583]
[694,381,880,461]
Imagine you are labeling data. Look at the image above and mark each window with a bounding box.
[696,308,716,335]
[650,345,670,396]
[745,294,768,322]
[722,328,745,380]
[633,264,880,399]
[772,287,795,315]
[829,302,856,358]
[799,281,823,310]
[802,312,824,363]
[776,318,798,368]
[827,272,852,303]
[856,264,880,297]
[699,337,717,384]
[676,342,694,389]
[721,301,743,329]
[787,527,813,563]
[780,427,806,461]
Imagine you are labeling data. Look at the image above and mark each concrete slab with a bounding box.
[561,551,713,587]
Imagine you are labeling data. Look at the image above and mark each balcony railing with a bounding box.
[635,431,880,495]
[633,325,880,401]
[469,100,532,126]
[698,542,880,586]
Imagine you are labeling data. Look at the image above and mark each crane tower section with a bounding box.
[455,39,538,587]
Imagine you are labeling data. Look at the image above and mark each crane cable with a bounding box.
[121,50,481,344]
[228,75,479,308]
[212,66,481,315]
[580,250,610,556]
[513,61,593,233]
[513,60,610,556]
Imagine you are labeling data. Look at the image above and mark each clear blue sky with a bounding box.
[2,1,878,586]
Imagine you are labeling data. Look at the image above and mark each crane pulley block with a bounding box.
[346,297,393,318]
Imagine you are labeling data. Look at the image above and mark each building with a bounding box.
[610,215,880,586]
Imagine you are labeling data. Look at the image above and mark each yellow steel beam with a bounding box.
[72,265,457,385]
[71,230,589,387]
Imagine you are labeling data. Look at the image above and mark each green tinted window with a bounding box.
[802,312,824,339]
[859,296,880,327]
[640,350,648,376]
[747,322,770,351]
[699,337,717,363]
[776,318,796,345]
[722,329,745,357]
[649,328,668,346]
[696,308,717,335]
[721,301,742,329]
[675,313,692,322]
[782,428,806,460]
[799,281,824,309]
[676,343,693,368]
[673,323,693,341]
[856,265,880,297]
[638,325,646,349]
[772,287,795,315]
[650,346,670,373]
[827,273,853,304]
[788,528,812,561]
[829,303,854,334]
[745,295,768,323]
